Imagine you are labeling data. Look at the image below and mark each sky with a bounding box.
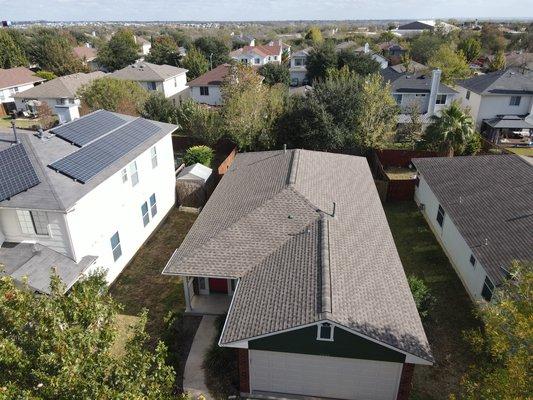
[1,0,532,22]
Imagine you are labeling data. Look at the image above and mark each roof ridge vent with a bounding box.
[319,215,332,317]
[288,149,300,186]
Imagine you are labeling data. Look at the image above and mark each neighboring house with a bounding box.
[379,42,407,58]
[13,71,105,124]
[336,42,388,69]
[112,62,189,105]
[412,155,532,302]
[389,60,427,74]
[289,48,311,86]
[163,149,433,400]
[231,34,256,47]
[0,67,45,116]
[456,69,533,143]
[393,20,458,37]
[135,36,151,56]
[73,45,99,70]
[504,52,533,72]
[187,63,231,106]
[230,43,283,66]
[0,110,177,292]
[381,68,457,124]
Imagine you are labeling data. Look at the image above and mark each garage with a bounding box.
[249,350,403,400]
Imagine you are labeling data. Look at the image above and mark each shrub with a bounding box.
[183,145,214,167]
[34,70,57,81]
[408,275,435,320]
[463,132,482,155]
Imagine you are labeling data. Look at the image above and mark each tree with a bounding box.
[337,50,381,76]
[456,261,532,400]
[28,30,88,76]
[78,77,148,116]
[399,102,423,148]
[488,51,506,72]
[97,29,139,71]
[428,44,471,84]
[422,101,476,156]
[175,100,222,146]
[258,63,290,86]
[0,29,28,68]
[193,37,230,69]
[34,70,57,81]
[305,27,324,45]
[146,35,181,67]
[306,42,338,83]
[410,32,445,64]
[183,145,214,167]
[0,273,175,399]
[481,24,507,54]
[37,103,56,130]
[140,92,177,123]
[180,46,209,80]
[458,37,482,62]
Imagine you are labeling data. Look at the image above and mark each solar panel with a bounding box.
[49,118,160,183]
[0,143,40,201]
[51,110,127,147]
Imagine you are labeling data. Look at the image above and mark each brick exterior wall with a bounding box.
[237,348,250,394]
[396,363,415,400]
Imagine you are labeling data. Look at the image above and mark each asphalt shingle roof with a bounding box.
[458,69,533,95]
[412,155,533,285]
[0,67,45,90]
[164,149,432,362]
[187,64,231,87]
[381,68,457,94]
[112,62,187,82]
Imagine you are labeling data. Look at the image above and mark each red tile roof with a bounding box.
[187,63,231,87]
[0,67,45,90]
[231,45,282,58]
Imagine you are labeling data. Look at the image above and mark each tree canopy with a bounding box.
[0,29,28,69]
[97,29,139,71]
[193,37,230,69]
[305,27,324,46]
[175,99,222,146]
[180,46,209,81]
[410,33,445,64]
[428,44,471,84]
[140,92,177,123]
[0,273,175,400]
[306,43,338,83]
[458,37,482,62]
[258,63,290,86]
[488,51,506,72]
[337,50,381,76]
[146,35,181,67]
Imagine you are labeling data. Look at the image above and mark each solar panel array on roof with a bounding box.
[51,110,127,147]
[0,143,40,201]
[49,118,160,183]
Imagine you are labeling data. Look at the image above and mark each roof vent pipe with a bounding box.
[283,144,287,153]
[37,127,45,140]
[332,202,336,217]
[10,121,19,144]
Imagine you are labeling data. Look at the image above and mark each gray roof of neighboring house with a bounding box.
[292,48,312,57]
[0,67,45,90]
[381,68,457,94]
[0,242,96,294]
[458,69,533,95]
[412,155,533,285]
[112,62,187,82]
[0,110,177,211]
[12,72,106,100]
[390,61,427,74]
[397,21,434,30]
[164,149,433,362]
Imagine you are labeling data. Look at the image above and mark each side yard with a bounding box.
[384,202,482,400]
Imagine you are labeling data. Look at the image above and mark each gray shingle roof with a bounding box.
[397,21,434,30]
[458,69,533,95]
[112,62,187,82]
[412,155,533,285]
[12,72,105,100]
[381,68,457,94]
[164,149,432,362]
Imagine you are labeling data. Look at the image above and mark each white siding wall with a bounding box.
[14,97,80,115]
[0,83,36,104]
[190,86,222,106]
[64,134,176,283]
[0,208,73,257]
[396,92,455,115]
[414,176,488,301]
[162,74,188,98]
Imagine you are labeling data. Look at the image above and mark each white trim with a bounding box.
[316,322,334,341]
[218,278,241,347]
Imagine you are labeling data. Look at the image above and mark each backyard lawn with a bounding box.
[109,208,199,390]
[507,146,533,157]
[384,202,481,400]
[1,116,39,129]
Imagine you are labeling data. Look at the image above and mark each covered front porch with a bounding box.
[182,276,236,315]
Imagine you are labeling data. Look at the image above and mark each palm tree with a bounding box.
[423,101,475,156]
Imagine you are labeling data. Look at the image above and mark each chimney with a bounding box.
[364,42,370,54]
[427,69,441,117]
[250,38,255,47]
[10,121,19,143]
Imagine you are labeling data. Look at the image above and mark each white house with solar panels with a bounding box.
[0,110,177,293]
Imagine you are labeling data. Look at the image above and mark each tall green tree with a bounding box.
[428,44,471,84]
[481,24,507,54]
[0,30,28,68]
[97,29,139,71]
[176,99,222,146]
[258,63,290,86]
[180,46,209,80]
[410,32,445,64]
[337,50,381,76]
[193,37,230,69]
[422,101,476,156]
[0,273,174,399]
[488,51,507,72]
[78,77,148,116]
[146,35,181,66]
[305,27,324,46]
[306,42,338,83]
[458,37,482,62]
[140,92,177,123]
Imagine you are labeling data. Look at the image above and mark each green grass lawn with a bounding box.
[506,146,533,157]
[0,116,38,129]
[384,202,482,400]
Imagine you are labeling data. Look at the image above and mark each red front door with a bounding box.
[209,278,228,293]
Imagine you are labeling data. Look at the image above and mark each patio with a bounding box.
[188,293,232,316]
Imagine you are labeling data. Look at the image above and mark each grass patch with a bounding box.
[384,202,482,400]
[0,116,54,130]
[109,208,198,390]
[384,167,417,180]
[203,314,239,400]
[110,314,140,357]
[506,146,533,157]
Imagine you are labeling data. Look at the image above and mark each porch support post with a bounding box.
[183,276,192,312]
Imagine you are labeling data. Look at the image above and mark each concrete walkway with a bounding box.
[183,315,218,399]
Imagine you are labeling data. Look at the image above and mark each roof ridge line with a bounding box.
[319,214,332,318]
[288,148,300,186]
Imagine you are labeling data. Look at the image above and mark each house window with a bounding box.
[17,210,49,236]
[274,55,278,60]
[130,161,139,187]
[317,322,334,341]
[470,254,476,268]
[509,96,521,106]
[466,90,471,100]
[121,168,128,183]
[147,82,157,91]
[141,201,149,227]
[295,58,303,66]
[255,58,260,64]
[200,86,209,96]
[149,193,158,217]
[436,205,445,227]
[393,94,402,105]
[436,94,447,105]
[110,232,122,262]
[481,276,494,301]
[151,146,158,168]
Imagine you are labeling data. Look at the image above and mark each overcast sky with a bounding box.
[1,0,532,21]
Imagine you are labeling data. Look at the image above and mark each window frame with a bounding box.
[121,168,128,183]
[435,94,447,105]
[316,322,334,342]
[436,204,445,227]
[141,201,150,227]
[393,93,402,105]
[147,81,157,91]
[481,276,495,301]
[110,232,122,262]
[149,193,157,217]
[469,254,476,268]
[509,96,521,106]
[17,210,49,236]
[130,161,139,187]
[200,86,209,96]
[150,146,158,169]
